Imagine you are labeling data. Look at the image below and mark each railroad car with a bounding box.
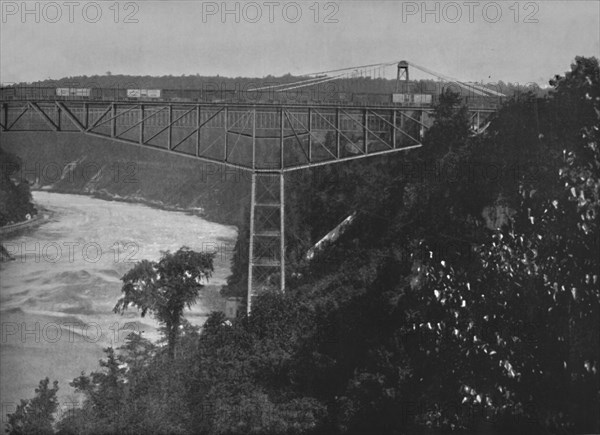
[56,88,92,98]
[0,85,502,108]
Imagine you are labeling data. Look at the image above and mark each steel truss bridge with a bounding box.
[0,63,501,314]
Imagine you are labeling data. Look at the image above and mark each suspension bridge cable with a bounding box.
[276,74,346,92]
[248,61,398,93]
[407,61,505,97]
[306,60,399,77]
[247,75,337,92]
[271,61,399,93]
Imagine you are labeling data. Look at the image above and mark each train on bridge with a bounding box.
[0,86,503,109]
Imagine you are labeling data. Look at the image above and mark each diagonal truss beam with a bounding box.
[55,102,85,131]
[168,106,228,152]
[288,110,336,160]
[401,110,429,129]
[89,104,140,130]
[368,109,424,148]
[283,109,310,162]
[339,108,391,152]
[283,143,423,172]
[143,106,196,145]
[28,102,59,131]
[116,106,168,137]
[5,104,30,130]
[87,105,114,131]
[225,110,253,161]
[312,109,357,156]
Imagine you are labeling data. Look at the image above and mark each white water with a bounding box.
[0,191,237,412]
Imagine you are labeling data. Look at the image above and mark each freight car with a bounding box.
[0,86,502,108]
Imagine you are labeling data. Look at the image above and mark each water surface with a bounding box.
[0,191,237,413]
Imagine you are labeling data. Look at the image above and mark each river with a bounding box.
[0,191,237,415]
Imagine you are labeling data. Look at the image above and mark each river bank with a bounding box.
[2,133,250,228]
[0,204,53,240]
[32,186,209,220]
[0,185,217,260]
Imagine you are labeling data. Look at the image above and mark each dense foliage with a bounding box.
[7,57,598,434]
[114,247,215,358]
[6,378,59,435]
[0,146,37,227]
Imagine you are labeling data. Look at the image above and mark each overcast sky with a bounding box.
[1,1,599,85]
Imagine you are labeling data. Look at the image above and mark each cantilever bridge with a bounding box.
[0,60,503,313]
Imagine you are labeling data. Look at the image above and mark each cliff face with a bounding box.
[1,132,251,226]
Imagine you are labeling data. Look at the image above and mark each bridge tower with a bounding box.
[396,60,410,92]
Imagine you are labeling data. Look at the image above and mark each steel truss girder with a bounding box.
[0,100,496,171]
[0,99,497,313]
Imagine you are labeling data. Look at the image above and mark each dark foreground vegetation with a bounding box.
[7,57,599,434]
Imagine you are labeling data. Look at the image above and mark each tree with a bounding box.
[6,378,59,435]
[414,56,599,432]
[191,295,328,435]
[221,207,250,299]
[0,146,36,227]
[114,247,214,358]
[64,347,127,434]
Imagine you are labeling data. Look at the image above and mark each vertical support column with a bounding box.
[248,106,257,314]
[363,109,368,154]
[280,171,285,293]
[139,105,144,144]
[2,103,7,131]
[247,172,257,315]
[111,103,116,137]
[392,109,397,148]
[477,111,480,134]
[279,107,286,292]
[224,106,229,161]
[307,107,312,163]
[419,110,425,140]
[196,105,201,157]
[84,103,89,129]
[336,108,340,159]
[399,110,405,145]
[167,105,173,150]
[280,108,284,170]
[252,107,256,170]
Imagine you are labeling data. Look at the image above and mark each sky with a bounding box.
[1,0,599,85]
